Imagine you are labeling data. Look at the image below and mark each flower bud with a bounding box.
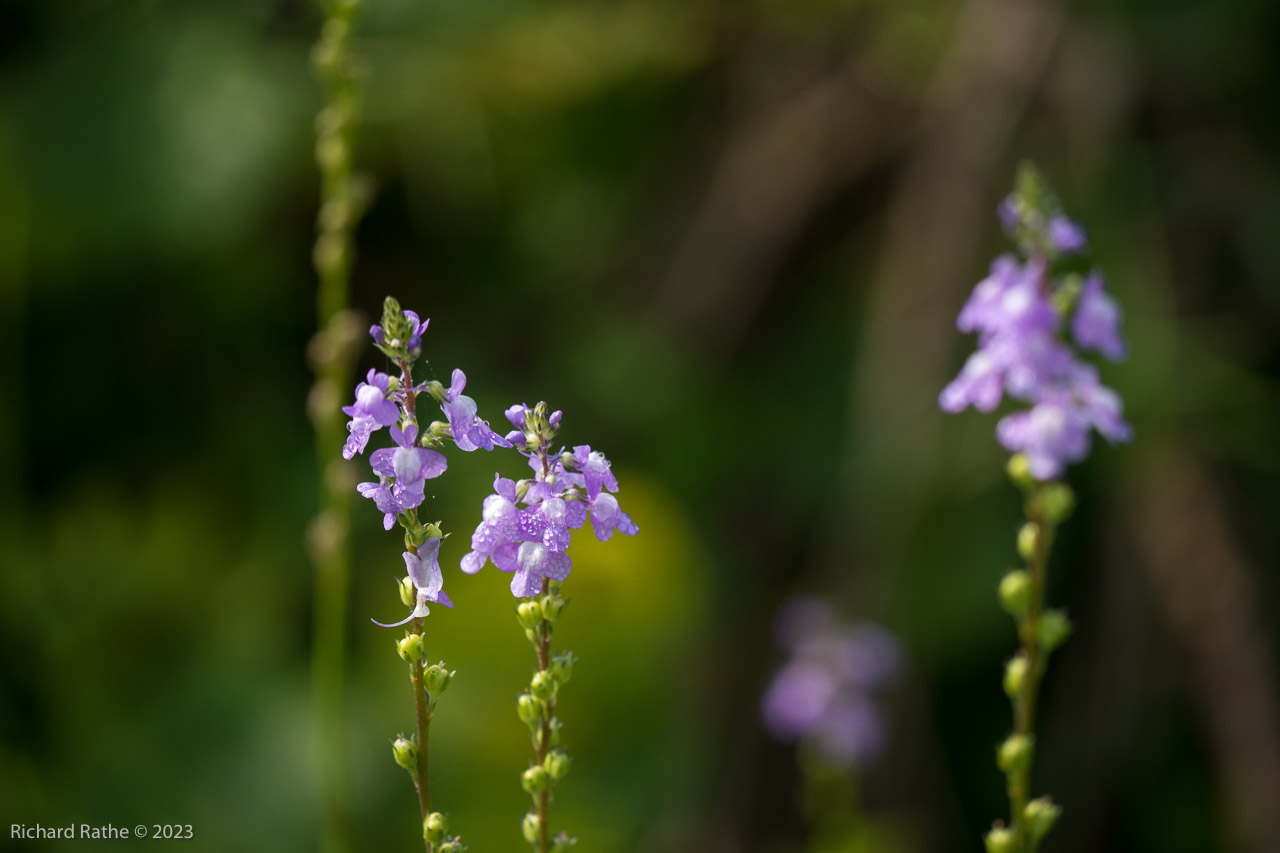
[1024,796,1061,842]
[998,570,1032,617]
[1039,483,1075,525]
[550,833,577,851]
[392,735,417,770]
[1007,454,1033,489]
[549,717,563,746]
[1017,522,1039,561]
[437,841,465,853]
[424,812,448,844]
[541,594,567,623]
[1003,655,1029,699]
[424,662,454,697]
[984,826,1016,853]
[397,633,424,663]
[521,813,541,845]
[544,750,571,780]
[399,576,416,608]
[560,451,576,469]
[517,600,544,630]
[552,652,577,685]
[521,765,549,794]
[1037,609,1072,653]
[517,692,541,727]
[997,734,1034,774]
[425,381,446,402]
[531,670,555,702]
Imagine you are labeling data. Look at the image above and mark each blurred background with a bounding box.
[2,0,1279,850]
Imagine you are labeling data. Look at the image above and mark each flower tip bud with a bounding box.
[399,576,416,608]
[424,812,448,844]
[426,380,446,403]
[997,734,1034,774]
[392,735,417,770]
[998,570,1032,616]
[424,662,454,697]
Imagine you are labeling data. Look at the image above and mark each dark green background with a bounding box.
[2,0,1279,851]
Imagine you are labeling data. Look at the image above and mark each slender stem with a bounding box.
[536,577,553,853]
[310,1,365,849]
[410,613,433,824]
[1009,504,1052,851]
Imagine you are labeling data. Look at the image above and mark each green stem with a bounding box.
[310,1,365,850]
[536,578,553,853]
[410,613,433,826]
[1009,503,1053,851]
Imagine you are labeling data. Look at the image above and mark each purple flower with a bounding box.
[360,423,448,517]
[1048,215,1087,255]
[342,370,399,459]
[371,538,454,627]
[441,369,512,453]
[762,598,900,769]
[1071,273,1126,362]
[940,186,1132,479]
[461,416,637,597]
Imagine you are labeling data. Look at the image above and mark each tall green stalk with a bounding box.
[307,2,370,851]
[987,465,1074,853]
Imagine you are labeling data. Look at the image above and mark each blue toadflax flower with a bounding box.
[939,176,1133,479]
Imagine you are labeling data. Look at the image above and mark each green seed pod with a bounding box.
[1037,609,1072,653]
[517,600,543,630]
[997,734,1034,774]
[531,670,555,702]
[424,812,448,845]
[1007,454,1033,489]
[998,570,1032,617]
[521,813,540,845]
[1024,796,1062,843]
[517,692,541,728]
[1017,522,1039,561]
[544,750,571,780]
[1003,655,1029,699]
[521,765,549,794]
[392,735,416,770]
[551,652,577,685]
[397,633,424,663]
[424,662,454,697]
[398,576,416,608]
[984,826,1016,853]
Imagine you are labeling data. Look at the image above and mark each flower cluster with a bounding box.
[761,597,900,769]
[342,298,506,625]
[939,167,1133,480]
[461,402,638,598]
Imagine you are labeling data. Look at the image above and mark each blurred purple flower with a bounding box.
[762,598,900,769]
[939,191,1132,479]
